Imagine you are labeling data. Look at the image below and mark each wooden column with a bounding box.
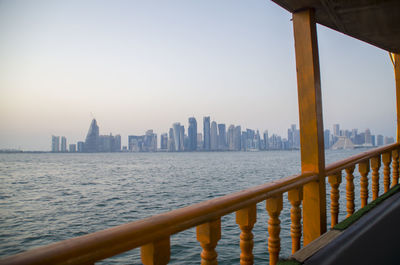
[370,156,381,200]
[394,53,400,142]
[382,152,392,192]
[359,161,370,208]
[392,149,399,187]
[328,172,342,227]
[197,219,221,265]
[345,166,355,217]
[266,195,283,265]
[288,187,303,254]
[236,205,257,265]
[293,8,326,245]
[141,237,170,265]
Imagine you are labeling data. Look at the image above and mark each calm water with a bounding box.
[0,149,376,264]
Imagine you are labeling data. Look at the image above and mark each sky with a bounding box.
[0,0,397,151]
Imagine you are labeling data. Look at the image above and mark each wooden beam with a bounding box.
[293,9,327,245]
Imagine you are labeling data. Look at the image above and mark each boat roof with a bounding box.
[271,0,400,53]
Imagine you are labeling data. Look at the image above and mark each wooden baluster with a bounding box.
[382,152,392,193]
[197,219,221,265]
[141,237,170,265]
[359,161,370,208]
[345,166,355,217]
[328,172,342,227]
[236,205,257,265]
[288,187,302,254]
[392,149,399,187]
[370,156,381,200]
[266,195,283,265]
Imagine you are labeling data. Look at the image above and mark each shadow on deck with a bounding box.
[281,185,400,265]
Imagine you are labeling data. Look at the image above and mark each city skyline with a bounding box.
[0,1,397,151]
[48,117,394,153]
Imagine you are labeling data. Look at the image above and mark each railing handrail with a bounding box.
[325,142,398,175]
[2,143,399,265]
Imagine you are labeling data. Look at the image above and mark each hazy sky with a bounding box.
[0,0,396,150]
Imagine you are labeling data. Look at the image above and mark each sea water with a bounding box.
[0,149,376,264]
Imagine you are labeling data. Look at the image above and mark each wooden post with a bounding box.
[345,166,355,217]
[236,205,257,265]
[293,8,326,245]
[382,152,392,192]
[359,161,370,208]
[392,149,399,187]
[394,53,400,142]
[141,237,170,265]
[328,172,342,227]
[288,187,303,254]
[197,219,221,265]
[266,195,283,265]
[370,156,381,200]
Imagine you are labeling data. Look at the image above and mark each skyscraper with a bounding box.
[160,133,168,150]
[333,124,340,137]
[227,125,235,151]
[51,135,60,152]
[172,123,181,152]
[85,119,99,152]
[188,117,197,151]
[179,125,185,151]
[234,126,241,151]
[263,130,269,150]
[203,116,210,151]
[210,121,218,151]
[218,124,226,150]
[61,136,67,152]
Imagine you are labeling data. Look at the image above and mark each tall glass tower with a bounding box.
[203,116,210,151]
[188,117,197,151]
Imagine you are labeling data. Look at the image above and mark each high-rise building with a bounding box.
[188,117,197,151]
[263,130,269,150]
[333,124,340,136]
[324,129,331,149]
[210,121,218,151]
[179,126,185,151]
[160,133,168,150]
[172,123,181,152]
[197,133,203,150]
[168,128,175,151]
[384,136,395,145]
[203,117,211,151]
[365,129,372,145]
[51,136,60,152]
[377,134,384,146]
[61,136,67,152]
[69,144,76,152]
[234,126,241,151]
[227,125,235,151]
[113,135,121,152]
[84,119,99,152]
[77,141,85,152]
[218,124,226,150]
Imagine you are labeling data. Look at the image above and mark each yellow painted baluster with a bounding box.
[359,161,370,208]
[392,149,399,187]
[345,166,355,217]
[141,237,170,265]
[288,187,302,254]
[266,195,283,265]
[236,205,257,265]
[370,156,381,200]
[382,152,392,192]
[328,172,342,227]
[196,219,221,265]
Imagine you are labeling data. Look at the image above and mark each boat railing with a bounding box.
[1,142,399,265]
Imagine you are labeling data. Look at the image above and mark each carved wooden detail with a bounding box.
[288,187,303,254]
[236,205,257,265]
[359,161,370,208]
[328,172,342,227]
[370,156,381,200]
[196,219,221,265]
[266,195,283,265]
